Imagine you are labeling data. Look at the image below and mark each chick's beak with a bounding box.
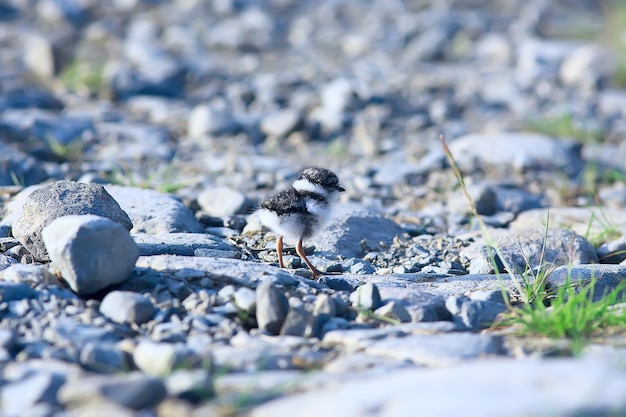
[337,185,346,192]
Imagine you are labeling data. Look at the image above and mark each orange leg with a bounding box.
[276,235,285,268]
[296,239,323,279]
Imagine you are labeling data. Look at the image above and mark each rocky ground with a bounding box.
[1,0,626,416]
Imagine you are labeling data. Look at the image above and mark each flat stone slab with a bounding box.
[323,322,458,348]
[460,228,598,274]
[308,203,404,258]
[105,185,204,234]
[511,207,626,237]
[363,333,506,366]
[250,358,626,417]
[344,273,526,300]
[547,264,626,302]
[135,255,297,286]
[132,233,239,256]
[448,132,583,175]
[324,328,505,367]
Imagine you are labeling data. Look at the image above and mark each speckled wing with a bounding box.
[261,188,307,215]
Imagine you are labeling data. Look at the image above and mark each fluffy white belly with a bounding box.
[258,209,307,244]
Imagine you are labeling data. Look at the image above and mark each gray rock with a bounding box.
[469,289,509,304]
[313,294,337,317]
[1,263,49,285]
[495,186,545,214]
[250,358,626,417]
[165,369,214,402]
[311,294,337,337]
[0,143,48,186]
[12,180,133,261]
[194,248,242,259]
[598,236,626,264]
[308,204,404,258]
[210,345,294,373]
[64,401,135,417]
[474,33,511,65]
[457,300,508,330]
[0,254,19,271]
[510,207,626,237]
[406,22,458,62]
[320,78,354,112]
[99,290,155,325]
[447,184,497,215]
[132,233,238,256]
[364,333,505,366]
[58,373,167,410]
[0,328,17,353]
[317,276,357,292]
[448,132,583,176]
[280,299,310,337]
[598,89,626,118]
[516,39,577,88]
[42,215,140,295]
[216,285,236,304]
[348,260,376,275]
[79,342,128,374]
[0,86,63,111]
[133,340,201,377]
[260,108,300,138]
[547,264,626,302]
[0,281,35,301]
[108,61,186,100]
[461,228,597,275]
[0,372,65,415]
[350,283,382,310]
[256,281,289,335]
[215,370,304,401]
[445,295,468,316]
[233,286,256,314]
[598,185,626,210]
[187,103,239,137]
[371,162,431,186]
[374,301,412,323]
[48,319,120,347]
[0,184,39,229]
[136,255,297,287]
[23,32,55,79]
[4,243,30,261]
[559,45,614,90]
[105,185,204,233]
[37,0,90,25]
[197,186,251,218]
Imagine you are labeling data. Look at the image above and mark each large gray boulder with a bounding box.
[308,204,404,258]
[105,185,204,234]
[461,228,598,275]
[42,215,139,295]
[12,180,133,261]
[448,132,583,176]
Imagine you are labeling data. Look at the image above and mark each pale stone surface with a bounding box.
[42,215,139,295]
[135,255,297,286]
[510,207,626,237]
[250,358,626,417]
[105,185,204,234]
[461,228,597,274]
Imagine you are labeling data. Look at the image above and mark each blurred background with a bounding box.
[1,0,625,213]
